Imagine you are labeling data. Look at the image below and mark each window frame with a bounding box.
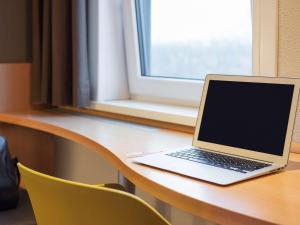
[123,0,278,107]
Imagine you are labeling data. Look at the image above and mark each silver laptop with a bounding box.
[133,75,300,185]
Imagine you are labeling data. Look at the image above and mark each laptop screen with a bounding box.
[198,80,295,156]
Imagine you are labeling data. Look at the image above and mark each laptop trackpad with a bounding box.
[133,153,247,185]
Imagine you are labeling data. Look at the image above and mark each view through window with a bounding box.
[136,0,252,80]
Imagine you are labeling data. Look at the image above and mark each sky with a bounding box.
[151,0,252,44]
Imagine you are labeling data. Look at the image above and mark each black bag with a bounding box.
[0,136,20,211]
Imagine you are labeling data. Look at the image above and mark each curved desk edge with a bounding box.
[0,110,299,225]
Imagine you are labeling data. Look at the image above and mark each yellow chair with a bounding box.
[18,163,171,225]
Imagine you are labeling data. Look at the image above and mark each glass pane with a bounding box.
[136,0,252,80]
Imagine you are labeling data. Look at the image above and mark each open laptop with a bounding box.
[133,75,300,185]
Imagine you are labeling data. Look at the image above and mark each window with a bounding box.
[123,0,278,106]
[88,0,278,124]
[136,0,252,79]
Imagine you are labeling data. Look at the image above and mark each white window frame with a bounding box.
[123,0,278,107]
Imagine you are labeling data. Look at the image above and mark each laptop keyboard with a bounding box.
[166,148,271,173]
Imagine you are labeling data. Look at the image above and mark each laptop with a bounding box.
[133,75,300,185]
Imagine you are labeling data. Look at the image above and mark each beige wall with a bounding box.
[278,0,300,77]
[0,64,31,112]
[278,0,300,142]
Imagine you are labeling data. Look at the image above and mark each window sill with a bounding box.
[88,100,198,127]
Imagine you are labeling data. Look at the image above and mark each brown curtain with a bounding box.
[31,0,90,107]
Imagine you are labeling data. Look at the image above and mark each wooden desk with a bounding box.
[0,110,299,225]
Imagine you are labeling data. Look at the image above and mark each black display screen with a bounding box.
[198,80,294,156]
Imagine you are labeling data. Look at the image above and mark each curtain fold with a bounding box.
[31,0,90,107]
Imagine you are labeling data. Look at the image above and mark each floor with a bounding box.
[0,189,36,225]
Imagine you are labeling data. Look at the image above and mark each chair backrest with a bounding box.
[18,163,170,225]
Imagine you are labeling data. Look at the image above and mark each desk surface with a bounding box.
[0,110,299,225]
